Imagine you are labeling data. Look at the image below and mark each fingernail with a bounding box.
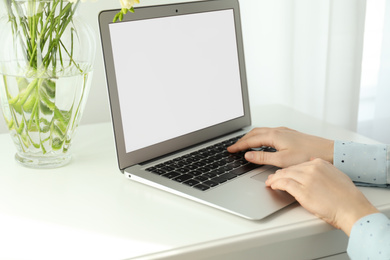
[245,152,254,160]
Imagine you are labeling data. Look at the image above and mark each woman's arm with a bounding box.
[265,159,379,236]
[228,127,389,186]
[227,127,334,167]
[229,127,390,256]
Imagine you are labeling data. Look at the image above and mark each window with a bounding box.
[358,0,390,143]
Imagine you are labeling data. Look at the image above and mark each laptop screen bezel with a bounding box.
[99,0,251,171]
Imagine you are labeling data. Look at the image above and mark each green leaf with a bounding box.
[18,78,39,107]
[39,81,55,113]
[11,102,23,115]
[54,107,71,126]
[23,89,38,113]
[6,119,14,130]
[40,100,54,115]
[16,119,25,135]
[113,13,120,23]
[42,79,56,99]
[16,77,29,93]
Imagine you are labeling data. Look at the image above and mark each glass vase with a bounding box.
[0,0,96,168]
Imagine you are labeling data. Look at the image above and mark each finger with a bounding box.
[266,164,311,184]
[228,127,292,153]
[265,173,275,187]
[244,149,301,168]
[267,177,303,200]
[244,151,282,167]
[227,133,255,153]
[228,132,275,153]
[236,127,271,142]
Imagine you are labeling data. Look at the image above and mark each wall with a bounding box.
[0,0,288,134]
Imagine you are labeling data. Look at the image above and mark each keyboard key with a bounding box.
[184,156,195,162]
[145,167,156,172]
[251,146,277,153]
[220,164,234,172]
[171,162,186,169]
[203,172,218,179]
[215,160,226,167]
[185,165,199,170]
[161,166,175,172]
[147,133,256,192]
[155,163,165,168]
[176,168,191,174]
[173,174,193,183]
[162,171,181,179]
[221,157,235,164]
[194,184,210,191]
[201,158,214,164]
[213,168,226,175]
[210,176,228,184]
[208,163,219,169]
[192,155,204,161]
[212,154,224,160]
[211,173,237,183]
[194,175,208,182]
[236,159,247,165]
[183,179,200,187]
[150,169,167,175]
[193,161,206,167]
[230,163,260,176]
[197,167,210,174]
[189,170,202,176]
[203,180,219,187]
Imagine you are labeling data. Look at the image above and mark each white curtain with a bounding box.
[240,0,366,131]
[358,0,390,144]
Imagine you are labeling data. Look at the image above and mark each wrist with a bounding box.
[326,140,334,164]
[317,138,334,163]
[337,193,379,236]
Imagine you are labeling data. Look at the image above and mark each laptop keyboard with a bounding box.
[145,134,276,191]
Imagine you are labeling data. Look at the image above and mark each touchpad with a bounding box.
[251,167,279,183]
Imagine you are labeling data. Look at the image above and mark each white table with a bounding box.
[0,105,389,260]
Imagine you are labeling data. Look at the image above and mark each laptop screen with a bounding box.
[108,9,244,153]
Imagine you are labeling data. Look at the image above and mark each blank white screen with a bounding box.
[109,9,244,153]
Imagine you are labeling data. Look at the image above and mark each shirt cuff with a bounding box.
[334,141,389,185]
[347,213,390,259]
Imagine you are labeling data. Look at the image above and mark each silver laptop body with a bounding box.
[99,0,295,220]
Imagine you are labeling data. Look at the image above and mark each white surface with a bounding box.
[0,105,389,260]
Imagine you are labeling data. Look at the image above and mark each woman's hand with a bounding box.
[265,158,379,235]
[227,127,334,168]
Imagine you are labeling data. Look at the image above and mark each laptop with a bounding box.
[99,0,295,220]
